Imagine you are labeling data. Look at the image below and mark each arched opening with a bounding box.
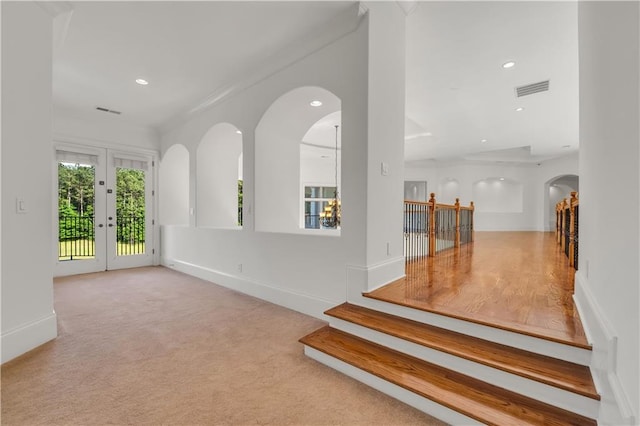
[159,144,189,226]
[196,123,243,229]
[300,111,342,229]
[545,174,579,231]
[255,86,341,233]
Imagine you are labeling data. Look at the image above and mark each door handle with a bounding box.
[108,224,114,227]
[98,224,104,228]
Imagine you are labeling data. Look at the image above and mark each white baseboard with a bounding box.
[346,256,405,295]
[1,312,57,364]
[574,272,637,425]
[163,258,336,320]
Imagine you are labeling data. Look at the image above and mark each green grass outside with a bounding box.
[59,239,146,260]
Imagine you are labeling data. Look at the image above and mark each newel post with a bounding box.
[569,192,578,267]
[555,202,561,244]
[470,201,475,242]
[454,198,461,248]
[428,192,436,257]
[560,199,568,252]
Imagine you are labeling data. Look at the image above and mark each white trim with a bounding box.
[574,271,637,425]
[303,346,482,425]
[1,313,57,364]
[346,257,406,295]
[53,141,159,273]
[53,134,159,158]
[162,259,336,319]
[158,3,364,134]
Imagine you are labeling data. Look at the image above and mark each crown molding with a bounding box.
[35,1,73,17]
[396,1,419,16]
[158,2,364,135]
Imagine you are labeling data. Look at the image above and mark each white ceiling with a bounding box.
[53,1,356,129]
[52,1,579,165]
[405,1,578,165]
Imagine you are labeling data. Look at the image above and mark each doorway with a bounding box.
[55,145,155,276]
[545,174,579,232]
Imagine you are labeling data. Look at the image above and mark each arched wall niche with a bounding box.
[438,177,460,204]
[472,177,524,213]
[255,86,341,233]
[196,122,243,229]
[159,144,190,226]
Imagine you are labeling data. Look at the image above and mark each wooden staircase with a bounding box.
[300,302,599,425]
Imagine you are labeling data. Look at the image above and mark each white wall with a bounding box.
[1,2,57,363]
[365,2,406,276]
[53,106,160,151]
[159,144,189,226]
[159,12,369,318]
[404,154,579,232]
[196,123,242,229]
[437,178,460,204]
[300,156,342,186]
[255,87,340,234]
[576,2,639,424]
[548,184,575,231]
[536,154,579,231]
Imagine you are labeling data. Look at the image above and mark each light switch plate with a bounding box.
[16,198,27,214]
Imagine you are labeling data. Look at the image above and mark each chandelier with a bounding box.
[319,124,341,229]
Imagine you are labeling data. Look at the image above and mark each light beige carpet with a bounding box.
[1,266,446,425]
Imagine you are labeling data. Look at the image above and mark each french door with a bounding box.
[55,145,155,276]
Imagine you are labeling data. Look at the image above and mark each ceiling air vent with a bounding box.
[515,80,550,97]
[96,106,122,115]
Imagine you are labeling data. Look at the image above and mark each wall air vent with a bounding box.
[515,80,550,97]
[96,107,122,115]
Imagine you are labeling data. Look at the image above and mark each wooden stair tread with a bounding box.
[363,289,592,350]
[326,303,599,400]
[301,326,597,426]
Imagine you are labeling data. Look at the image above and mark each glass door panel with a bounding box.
[106,152,153,270]
[55,148,107,276]
[115,167,146,257]
[54,147,154,275]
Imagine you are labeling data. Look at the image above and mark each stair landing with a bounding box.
[366,231,589,348]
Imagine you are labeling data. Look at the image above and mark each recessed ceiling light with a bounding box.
[309,100,322,107]
[502,61,516,69]
[499,177,505,181]
[515,107,524,112]
[236,130,242,135]
[481,139,488,143]
[135,78,149,85]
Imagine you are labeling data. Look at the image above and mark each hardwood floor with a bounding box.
[366,232,589,347]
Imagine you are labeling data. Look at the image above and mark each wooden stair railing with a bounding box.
[556,192,579,269]
[404,193,474,260]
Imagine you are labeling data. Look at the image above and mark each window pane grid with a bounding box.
[304,185,336,229]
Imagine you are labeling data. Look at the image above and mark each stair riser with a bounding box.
[352,296,592,365]
[330,317,600,419]
[303,345,483,426]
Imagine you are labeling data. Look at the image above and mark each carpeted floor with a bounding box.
[1,266,446,425]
